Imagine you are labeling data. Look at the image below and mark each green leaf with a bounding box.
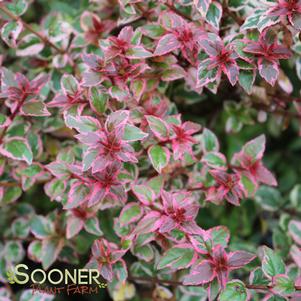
[41,238,64,270]
[61,74,78,94]
[262,246,285,278]
[255,186,283,212]
[132,184,155,205]
[84,217,103,236]
[241,9,265,30]
[4,241,24,263]
[21,100,50,116]
[148,145,170,173]
[157,245,195,270]
[1,186,22,204]
[12,217,30,238]
[211,226,230,248]
[249,268,270,286]
[28,240,42,262]
[201,128,219,152]
[123,124,148,142]
[206,2,222,29]
[239,70,255,94]
[120,203,143,225]
[45,179,66,200]
[240,174,257,197]
[1,20,23,48]
[6,0,28,16]
[0,138,32,164]
[290,184,301,210]
[202,152,227,169]
[288,220,301,245]
[30,215,54,239]
[219,280,247,301]
[89,87,107,114]
[273,274,295,295]
[146,115,169,140]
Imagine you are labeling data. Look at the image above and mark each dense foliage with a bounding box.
[0,0,301,300]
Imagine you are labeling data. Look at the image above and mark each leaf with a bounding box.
[206,2,222,29]
[290,184,301,210]
[183,260,215,285]
[241,9,265,30]
[61,74,79,95]
[262,246,285,278]
[157,244,195,270]
[148,145,170,173]
[197,60,219,87]
[65,115,100,133]
[4,241,24,263]
[145,115,169,141]
[202,152,227,170]
[242,134,265,162]
[21,99,50,116]
[249,267,270,286]
[239,69,255,94]
[123,124,148,142]
[132,184,156,205]
[273,274,295,296]
[201,128,219,152]
[0,138,33,164]
[154,34,180,56]
[258,59,279,86]
[89,87,107,114]
[84,217,103,236]
[0,113,9,128]
[211,226,230,248]
[290,244,301,268]
[255,186,283,212]
[1,20,23,48]
[16,34,44,56]
[28,240,42,262]
[6,0,28,16]
[45,179,66,200]
[240,174,257,197]
[41,238,64,270]
[30,215,54,239]
[194,0,212,16]
[120,202,143,226]
[288,220,301,245]
[126,46,152,59]
[65,182,90,209]
[12,217,30,238]
[219,280,247,301]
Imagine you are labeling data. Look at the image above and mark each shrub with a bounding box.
[0,0,301,300]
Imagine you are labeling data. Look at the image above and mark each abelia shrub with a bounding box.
[0,0,301,301]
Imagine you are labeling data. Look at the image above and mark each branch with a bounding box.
[222,5,244,26]
[0,182,20,187]
[0,4,65,54]
[253,103,301,119]
[165,3,192,22]
[128,276,301,291]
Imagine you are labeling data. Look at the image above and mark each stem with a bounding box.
[0,182,20,187]
[0,4,65,54]
[128,276,301,291]
[222,5,244,26]
[253,103,301,119]
[165,3,192,22]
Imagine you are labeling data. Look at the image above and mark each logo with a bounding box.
[7,264,107,296]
